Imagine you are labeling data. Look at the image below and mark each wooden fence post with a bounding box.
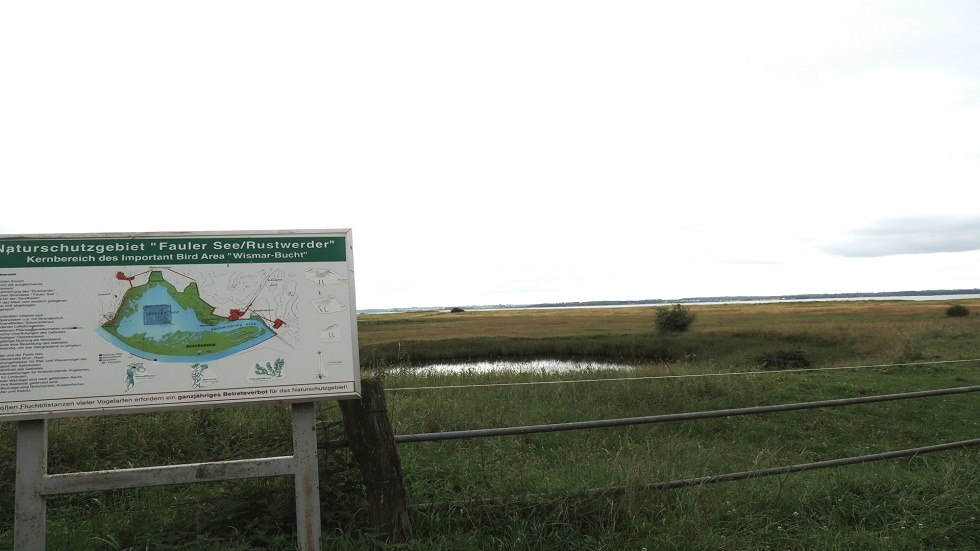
[339,377,412,542]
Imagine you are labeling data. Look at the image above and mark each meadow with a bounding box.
[2,299,979,549]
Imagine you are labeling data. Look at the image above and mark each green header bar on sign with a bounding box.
[0,235,347,268]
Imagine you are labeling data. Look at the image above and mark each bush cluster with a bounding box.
[654,304,697,333]
[945,304,970,317]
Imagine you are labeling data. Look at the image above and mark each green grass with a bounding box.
[367,359,980,549]
[2,300,980,549]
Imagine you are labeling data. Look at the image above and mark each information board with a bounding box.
[0,230,360,420]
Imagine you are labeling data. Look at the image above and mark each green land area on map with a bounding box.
[101,271,272,357]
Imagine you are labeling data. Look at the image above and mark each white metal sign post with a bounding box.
[15,403,322,550]
[2,229,361,550]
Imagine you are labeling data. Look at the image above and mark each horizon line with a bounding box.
[358,288,980,314]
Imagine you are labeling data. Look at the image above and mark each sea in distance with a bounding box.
[359,289,980,315]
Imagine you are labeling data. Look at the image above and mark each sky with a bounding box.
[2,2,979,310]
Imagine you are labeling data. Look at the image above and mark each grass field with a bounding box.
[359,299,980,368]
[2,299,979,549]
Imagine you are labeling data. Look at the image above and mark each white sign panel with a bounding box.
[0,230,360,420]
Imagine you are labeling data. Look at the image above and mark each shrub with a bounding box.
[945,304,970,317]
[655,304,696,333]
[755,348,812,370]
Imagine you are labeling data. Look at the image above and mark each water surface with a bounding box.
[417,359,630,374]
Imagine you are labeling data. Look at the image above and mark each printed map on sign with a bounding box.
[97,266,348,363]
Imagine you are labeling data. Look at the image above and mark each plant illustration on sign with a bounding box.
[255,358,285,378]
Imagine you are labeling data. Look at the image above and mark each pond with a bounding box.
[415,359,632,374]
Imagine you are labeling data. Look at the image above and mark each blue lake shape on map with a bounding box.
[98,272,276,363]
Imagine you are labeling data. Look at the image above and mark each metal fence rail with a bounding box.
[391,384,980,444]
[374,382,980,508]
[413,438,980,510]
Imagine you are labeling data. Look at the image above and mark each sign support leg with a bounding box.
[14,419,48,551]
[292,401,322,551]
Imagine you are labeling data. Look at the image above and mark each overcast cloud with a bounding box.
[1,2,979,309]
[825,217,980,258]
